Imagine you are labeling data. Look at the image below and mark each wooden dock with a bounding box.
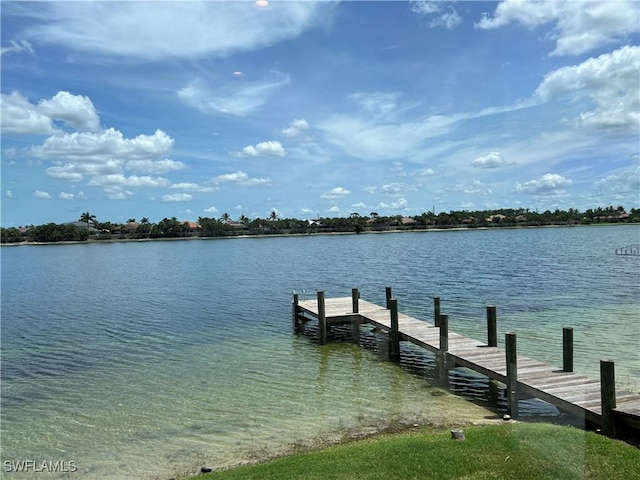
[292,289,640,439]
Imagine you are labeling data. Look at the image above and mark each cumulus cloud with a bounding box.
[381,183,410,196]
[233,140,285,158]
[18,2,331,60]
[472,152,515,168]
[281,119,310,138]
[1,91,100,134]
[33,190,51,199]
[38,91,100,131]
[58,192,74,200]
[1,92,55,135]
[475,0,640,56]
[378,197,408,210]
[125,159,187,174]
[534,45,640,131]
[594,166,640,195]
[210,170,269,186]
[169,182,216,192]
[410,1,461,29]
[320,187,351,199]
[416,168,436,176]
[516,173,572,195]
[203,206,219,213]
[162,193,192,202]
[178,71,289,116]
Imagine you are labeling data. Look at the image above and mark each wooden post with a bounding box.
[438,314,449,385]
[352,288,359,313]
[292,292,300,331]
[385,287,392,309]
[563,327,574,373]
[434,297,441,327]
[505,332,518,418]
[487,305,497,347]
[317,290,327,342]
[600,359,616,437]
[389,299,400,362]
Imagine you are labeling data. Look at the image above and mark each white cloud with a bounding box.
[38,91,100,131]
[378,197,408,210]
[203,206,219,213]
[282,118,310,138]
[321,187,351,199]
[410,1,461,30]
[595,166,640,195]
[363,186,377,194]
[1,92,54,135]
[233,140,285,158]
[1,39,34,56]
[381,183,408,196]
[178,71,290,116]
[46,165,84,181]
[516,173,572,195]
[21,2,331,60]
[33,190,51,199]
[125,159,187,174]
[58,192,74,200]
[475,0,640,56]
[88,174,170,188]
[534,46,640,131]
[472,152,515,168]
[162,193,192,202]
[328,206,341,213]
[169,182,217,192]
[416,168,436,177]
[455,179,494,196]
[210,170,270,186]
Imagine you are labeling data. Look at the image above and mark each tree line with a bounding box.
[1,206,638,244]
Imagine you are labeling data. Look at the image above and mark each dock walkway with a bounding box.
[293,293,640,438]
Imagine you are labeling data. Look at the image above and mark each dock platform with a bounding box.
[292,291,640,438]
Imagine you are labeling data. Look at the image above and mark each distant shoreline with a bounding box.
[2,222,638,247]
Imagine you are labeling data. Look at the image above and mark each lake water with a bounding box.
[1,225,639,479]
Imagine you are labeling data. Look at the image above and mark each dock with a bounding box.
[292,288,640,439]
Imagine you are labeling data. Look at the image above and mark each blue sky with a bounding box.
[1,0,639,226]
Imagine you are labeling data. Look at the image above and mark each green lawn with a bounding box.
[194,423,640,480]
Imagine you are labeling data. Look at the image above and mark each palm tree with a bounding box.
[269,210,278,221]
[221,213,230,223]
[79,212,96,226]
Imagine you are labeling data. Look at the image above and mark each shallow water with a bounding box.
[1,225,638,478]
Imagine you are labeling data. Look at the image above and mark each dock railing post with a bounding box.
[385,287,392,309]
[352,288,359,313]
[389,299,400,362]
[563,327,574,373]
[600,359,616,437]
[292,292,300,331]
[505,332,518,418]
[434,297,441,327]
[437,313,449,385]
[487,306,497,347]
[317,290,327,342]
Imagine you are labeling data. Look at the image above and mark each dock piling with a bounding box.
[433,297,441,327]
[292,292,300,330]
[506,332,518,418]
[487,305,497,347]
[563,327,574,373]
[600,359,616,437]
[352,288,359,313]
[317,290,327,341]
[385,287,393,309]
[438,313,449,385]
[389,299,400,362]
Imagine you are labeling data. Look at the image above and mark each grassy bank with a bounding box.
[192,422,640,480]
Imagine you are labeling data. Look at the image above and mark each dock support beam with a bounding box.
[437,313,449,385]
[600,359,616,437]
[351,288,361,342]
[505,332,518,418]
[434,297,441,327]
[563,327,574,372]
[487,305,497,347]
[292,292,300,331]
[389,299,400,362]
[317,290,327,342]
[385,287,393,309]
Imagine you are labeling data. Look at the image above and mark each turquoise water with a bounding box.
[1,225,639,478]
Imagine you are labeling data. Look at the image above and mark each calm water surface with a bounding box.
[1,225,639,478]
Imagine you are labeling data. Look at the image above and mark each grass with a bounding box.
[192,422,640,480]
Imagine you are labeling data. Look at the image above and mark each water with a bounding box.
[1,225,639,479]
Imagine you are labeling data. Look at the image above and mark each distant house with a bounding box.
[182,221,201,232]
[124,221,140,232]
[68,221,99,233]
[226,221,249,230]
[400,217,417,226]
[485,214,507,223]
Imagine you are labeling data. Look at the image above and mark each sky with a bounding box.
[1,0,639,227]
